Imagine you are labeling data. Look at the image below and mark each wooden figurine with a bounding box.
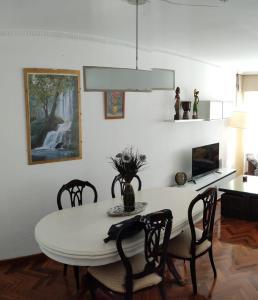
[192,89,199,119]
[174,86,180,120]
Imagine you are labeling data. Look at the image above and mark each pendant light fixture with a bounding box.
[83,0,175,91]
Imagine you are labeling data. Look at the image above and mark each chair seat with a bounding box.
[167,227,211,259]
[88,253,162,293]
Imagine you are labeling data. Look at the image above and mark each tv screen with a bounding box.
[192,143,219,178]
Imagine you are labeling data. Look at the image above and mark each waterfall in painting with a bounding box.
[37,121,72,150]
[56,89,73,122]
[41,90,73,149]
[35,90,73,151]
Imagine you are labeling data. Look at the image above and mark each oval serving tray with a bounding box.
[107,202,148,217]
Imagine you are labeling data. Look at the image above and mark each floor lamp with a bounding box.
[229,111,248,175]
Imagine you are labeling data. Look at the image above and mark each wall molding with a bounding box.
[152,46,220,68]
[0,29,220,68]
[0,29,150,51]
[0,252,42,264]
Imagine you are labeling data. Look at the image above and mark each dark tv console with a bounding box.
[219,175,258,221]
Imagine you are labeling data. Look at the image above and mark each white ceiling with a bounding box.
[1,0,258,72]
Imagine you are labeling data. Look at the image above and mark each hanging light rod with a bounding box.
[136,0,139,69]
[126,0,148,5]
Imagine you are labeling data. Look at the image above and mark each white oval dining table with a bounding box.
[35,187,201,267]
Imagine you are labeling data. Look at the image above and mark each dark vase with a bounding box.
[181,101,191,119]
[123,182,135,212]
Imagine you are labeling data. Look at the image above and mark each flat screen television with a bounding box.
[192,143,219,178]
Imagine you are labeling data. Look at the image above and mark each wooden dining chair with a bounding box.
[111,174,142,198]
[57,179,98,290]
[85,209,173,300]
[166,187,217,295]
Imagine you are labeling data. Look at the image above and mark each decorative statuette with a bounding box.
[175,172,187,185]
[174,86,180,120]
[192,89,200,119]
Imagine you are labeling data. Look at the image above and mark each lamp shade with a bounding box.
[229,111,249,129]
[151,68,175,90]
[83,66,175,92]
[83,67,151,92]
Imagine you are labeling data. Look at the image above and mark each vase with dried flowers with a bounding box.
[110,147,147,212]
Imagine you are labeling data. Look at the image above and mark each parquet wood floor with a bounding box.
[1,203,258,300]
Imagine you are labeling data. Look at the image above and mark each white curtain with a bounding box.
[238,74,258,172]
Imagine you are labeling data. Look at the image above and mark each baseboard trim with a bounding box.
[0,253,44,265]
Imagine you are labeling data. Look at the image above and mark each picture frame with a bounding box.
[104,91,125,119]
[24,68,82,165]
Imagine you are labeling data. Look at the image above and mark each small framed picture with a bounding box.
[104,91,125,119]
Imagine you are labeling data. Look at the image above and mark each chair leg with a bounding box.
[166,257,184,285]
[190,259,197,295]
[85,273,97,300]
[125,292,133,300]
[73,266,80,291]
[158,281,167,300]
[63,264,68,276]
[208,248,217,278]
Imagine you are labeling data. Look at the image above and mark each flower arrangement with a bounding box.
[110,147,147,183]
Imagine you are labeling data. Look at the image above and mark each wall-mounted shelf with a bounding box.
[163,119,205,123]
[198,100,222,120]
[174,119,205,123]
[165,100,232,123]
[168,100,225,123]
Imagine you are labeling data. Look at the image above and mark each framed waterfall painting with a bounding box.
[24,68,82,164]
[104,91,125,119]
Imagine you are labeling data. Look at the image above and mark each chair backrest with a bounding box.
[111,174,142,198]
[116,209,173,294]
[188,187,217,256]
[57,179,98,210]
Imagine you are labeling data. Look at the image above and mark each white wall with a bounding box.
[0,33,235,260]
